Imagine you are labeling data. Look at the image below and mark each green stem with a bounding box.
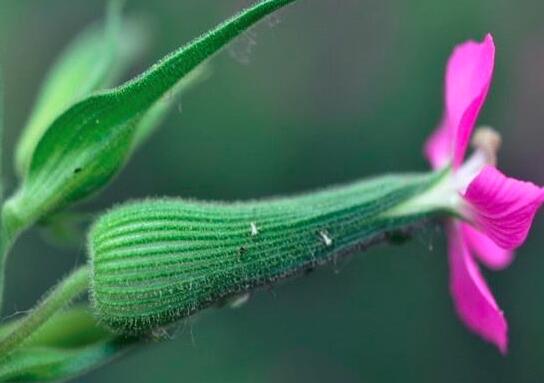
[0,240,10,316]
[0,208,19,313]
[0,266,90,359]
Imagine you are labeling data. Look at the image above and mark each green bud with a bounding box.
[14,2,149,177]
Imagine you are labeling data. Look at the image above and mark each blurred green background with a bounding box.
[2,0,544,382]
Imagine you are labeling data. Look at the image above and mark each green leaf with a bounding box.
[88,170,451,334]
[0,345,121,382]
[14,1,149,176]
[0,308,136,382]
[3,0,297,237]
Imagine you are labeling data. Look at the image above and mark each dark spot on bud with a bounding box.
[385,230,411,245]
[74,167,82,174]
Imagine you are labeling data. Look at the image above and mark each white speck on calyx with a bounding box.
[250,222,259,236]
[319,230,333,246]
[229,293,250,309]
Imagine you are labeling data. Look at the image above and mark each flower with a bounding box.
[424,34,544,353]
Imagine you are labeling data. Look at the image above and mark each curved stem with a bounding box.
[0,242,9,316]
[0,214,18,314]
[0,265,90,359]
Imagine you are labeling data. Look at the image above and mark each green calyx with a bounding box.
[88,169,452,334]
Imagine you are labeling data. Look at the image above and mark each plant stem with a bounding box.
[0,213,18,314]
[0,265,90,359]
[0,242,8,316]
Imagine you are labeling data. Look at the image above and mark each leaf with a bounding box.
[0,307,136,382]
[4,0,297,236]
[14,1,149,176]
[88,170,448,334]
[0,344,123,382]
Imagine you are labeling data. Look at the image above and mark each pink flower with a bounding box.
[424,34,544,353]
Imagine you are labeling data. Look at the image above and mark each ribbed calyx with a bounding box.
[89,170,450,334]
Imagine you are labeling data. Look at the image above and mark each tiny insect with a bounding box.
[250,222,259,236]
[318,230,333,246]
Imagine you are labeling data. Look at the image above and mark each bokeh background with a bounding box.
[2,0,544,382]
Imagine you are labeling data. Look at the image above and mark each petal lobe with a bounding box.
[447,223,508,353]
[464,165,544,249]
[424,119,452,169]
[462,224,514,270]
[446,34,495,168]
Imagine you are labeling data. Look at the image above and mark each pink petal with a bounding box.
[446,34,495,168]
[462,224,514,270]
[447,223,508,353]
[464,165,544,249]
[424,119,452,169]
